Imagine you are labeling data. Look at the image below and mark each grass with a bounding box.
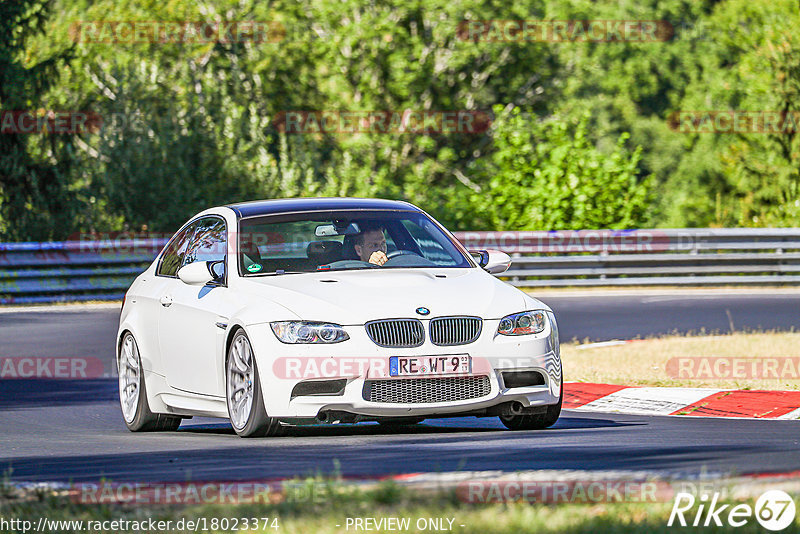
[2,478,796,533]
[561,332,800,390]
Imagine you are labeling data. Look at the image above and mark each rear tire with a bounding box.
[499,385,562,431]
[118,332,182,432]
[226,329,283,438]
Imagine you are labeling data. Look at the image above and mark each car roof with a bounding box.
[226,197,421,218]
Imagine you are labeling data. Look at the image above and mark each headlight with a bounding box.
[270,321,350,344]
[497,310,547,336]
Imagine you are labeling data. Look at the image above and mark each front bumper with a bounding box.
[247,315,562,419]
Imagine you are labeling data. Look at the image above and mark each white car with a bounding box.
[117,198,562,437]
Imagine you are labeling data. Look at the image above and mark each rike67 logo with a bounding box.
[668,490,796,530]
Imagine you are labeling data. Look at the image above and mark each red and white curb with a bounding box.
[564,382,800,419]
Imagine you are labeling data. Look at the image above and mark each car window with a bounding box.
[255,221,341,260]
[157,217,227,277]
[400,219,458,265]
[238,210,470,275]
[157,224,195,277]
[183,217,227,269]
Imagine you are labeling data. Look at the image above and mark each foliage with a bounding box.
[460,107,652,230]
[1,0,799,239]
[0,0,78,240]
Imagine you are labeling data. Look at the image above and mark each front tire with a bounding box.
[226,329,283,437]
[118,332,181,432]
[499,385,562,431]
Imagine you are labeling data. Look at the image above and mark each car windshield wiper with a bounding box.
[318,265,380,272]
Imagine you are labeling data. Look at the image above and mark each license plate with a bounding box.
[389,355,471,377]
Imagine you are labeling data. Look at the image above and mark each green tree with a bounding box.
[0,0,78,240]
[457,106,652,230]
[10,0,800,238]
[674,0,800,226]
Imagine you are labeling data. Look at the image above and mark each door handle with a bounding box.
[160,295,174,307]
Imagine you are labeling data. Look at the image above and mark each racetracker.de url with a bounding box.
[0,516,280,533]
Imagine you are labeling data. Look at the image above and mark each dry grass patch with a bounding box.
[561,332,800,390]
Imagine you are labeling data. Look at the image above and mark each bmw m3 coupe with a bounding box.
[117,198,562,437]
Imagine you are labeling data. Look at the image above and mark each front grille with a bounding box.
[365,319,424,348]
[429,316,482,346]
[363,376,491,403]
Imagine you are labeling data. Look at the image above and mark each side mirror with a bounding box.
[471,249,511,275]
[177,261,219,286]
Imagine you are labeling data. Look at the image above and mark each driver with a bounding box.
[354,224,388,266]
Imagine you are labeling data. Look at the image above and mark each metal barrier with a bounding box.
[0,239,167,304]
[454,228,800,287]
[1,228,799,303]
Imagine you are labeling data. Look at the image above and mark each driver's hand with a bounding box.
[369,251,388,266]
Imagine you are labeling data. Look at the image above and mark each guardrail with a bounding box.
[1,228,799,304]
[0,239,167,304]
[454,228,800,287]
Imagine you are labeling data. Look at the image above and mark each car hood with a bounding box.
[238,268,543,324]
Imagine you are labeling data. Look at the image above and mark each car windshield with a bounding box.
[238,210,472,275]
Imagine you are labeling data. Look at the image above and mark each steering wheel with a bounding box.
[386,250,420,260]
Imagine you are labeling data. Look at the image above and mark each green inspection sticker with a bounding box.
[247,263,262,273]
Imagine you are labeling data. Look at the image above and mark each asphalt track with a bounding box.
[2,291,800,483]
